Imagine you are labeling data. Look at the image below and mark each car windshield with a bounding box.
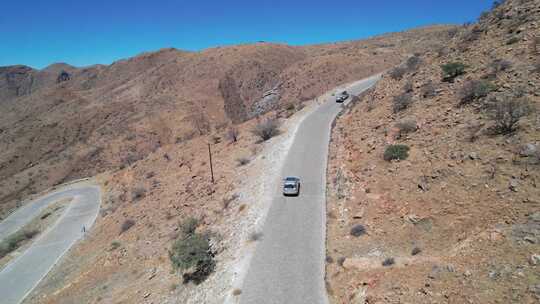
[284,184,295,189]
[285,177,297,181]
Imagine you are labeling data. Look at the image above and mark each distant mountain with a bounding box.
[0,25,454,215]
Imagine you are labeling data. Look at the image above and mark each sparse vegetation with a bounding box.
[403,81,414,93]
[384,144,410,161]
[350,224,366,237]
[222,194,239,210]
[489,97,532,134]
[390,66,407,80]
[489,59,512,75]
[412,247,422,256]
[421,81,437,98]
[406,55,422,72]
[110,241,121,250]
[506,36,520,45]
[236,156,250,166]
[0,229,39,259]
[461,26,483,43]
[120,219,135,234]
[248,231,263,242]
[180,217,199,235]
[169,219,215,284]
[131,187,146,201]
[396,119,418,137]
[252,118,280,142]
[227,127,239,143]
[458,80,495,105]
[382,257,395,266]
[441,62,466,82]
[393,93,413,113]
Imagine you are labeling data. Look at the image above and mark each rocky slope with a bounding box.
[325,0,540,303]
[0,26,454,219]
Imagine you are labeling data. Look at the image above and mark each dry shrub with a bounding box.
[222,194,239,209]
[489,59,512,74]
[120,219,135,234]
[489,97,532,134]
[131,187,146,201]
[382,257,396,266]
[236,157,250,167]
[403,81,414,93]
[421,81,437,98]
[390,66,407,80]
[350,224,366,237]
[458,80,495,106]
[227,127,240,142]
[396,120,418,137]
[252,118,280,142]
[406,55,422,72]
[393,93,413,113]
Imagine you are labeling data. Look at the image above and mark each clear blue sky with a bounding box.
[0,0,496,69]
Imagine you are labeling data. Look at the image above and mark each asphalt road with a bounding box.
[240,75,380,304]
[0,183,101,304]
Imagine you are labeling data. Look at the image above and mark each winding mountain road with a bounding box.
[240,75,380,304]
[0,182,101,304]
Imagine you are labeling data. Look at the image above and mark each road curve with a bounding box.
[239,75,380,304]
[0,182,101,304]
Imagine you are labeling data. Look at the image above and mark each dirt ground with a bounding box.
[325,1,540,303]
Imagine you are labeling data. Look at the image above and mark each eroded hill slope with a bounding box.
[326,0,539,302]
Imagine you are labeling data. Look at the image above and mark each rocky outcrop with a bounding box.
[219,73,248,124]
[0,65,35,101]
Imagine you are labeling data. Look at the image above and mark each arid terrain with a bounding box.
[0,24,457,303]
[0,26,453,220]
[326,0,540,303]
[2,0,538,302]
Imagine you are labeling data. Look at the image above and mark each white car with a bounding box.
[335,91,349,103]
[283,177,301,196]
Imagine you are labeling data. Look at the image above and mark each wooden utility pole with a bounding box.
[208,143,215,184]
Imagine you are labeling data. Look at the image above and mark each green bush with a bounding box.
[169,232,215,284]
[110,241,121,250]
[0,229,39,259]
[384,145,410,161]
[441,62,466,82]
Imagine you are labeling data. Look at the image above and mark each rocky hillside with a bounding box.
[326,0,539,303]
[0,26,454,218]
